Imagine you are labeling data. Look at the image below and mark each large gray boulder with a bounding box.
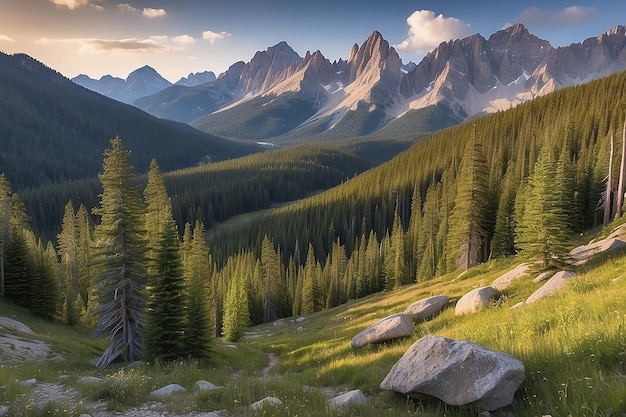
[525,271,576,304]
[380,335,525,411]
[404,295,449,321]
[250,396,282,410]
[350,313,414,349]
[491,263,530,291]
[454,286,499,316]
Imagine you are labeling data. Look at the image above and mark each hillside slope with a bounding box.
[0,52,261,191]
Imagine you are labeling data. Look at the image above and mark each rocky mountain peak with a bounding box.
[343,30,401,85]
[237,41,301,94]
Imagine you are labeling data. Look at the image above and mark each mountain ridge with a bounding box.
[74,24,626,141]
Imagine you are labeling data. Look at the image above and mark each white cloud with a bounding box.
[518,6,597,27]
[143,8,166,18]
[0,35,15,42]
[49,0,89,9]
[173,35,195,45]
[117,4,166,18]
[117,3,139,13]
[37,35,194,54]
[202,30,231,44]
[394,10,472,55]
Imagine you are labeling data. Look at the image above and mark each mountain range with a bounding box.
[72,24,626,142]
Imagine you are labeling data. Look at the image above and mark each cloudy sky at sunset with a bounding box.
[0,0,622,82]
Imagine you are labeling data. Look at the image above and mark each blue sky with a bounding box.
[0,0,623,82]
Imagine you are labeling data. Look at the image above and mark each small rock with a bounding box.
[350,313,414,349]
[404,295,449,321]
[297,326,304,331]
[196,380,220,391]
[455,286,499,316]
[78,376,102,384]
[250,396,282,410]
[328,389,367,408]
[296,316,306,322]
[226,344,238,349]
[151,383,186,397]
[532,271,553,284]
[21,378,37,386]
[0,405,8,417]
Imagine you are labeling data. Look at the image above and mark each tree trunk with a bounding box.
[604,133,614,226]
[615,116,626,219]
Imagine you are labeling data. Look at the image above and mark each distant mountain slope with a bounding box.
[133,25,626,143]
[72,65,173,103]
[0,52,261,190]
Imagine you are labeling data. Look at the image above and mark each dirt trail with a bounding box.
[262,352,278,380]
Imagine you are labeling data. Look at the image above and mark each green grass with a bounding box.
[1,227,625,416]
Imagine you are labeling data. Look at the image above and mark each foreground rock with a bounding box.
[350,313,414,349]
[151,384,186,397]
[454,286,500,316]
[328,389,367,408]
[381,335,525,411]
[250,396,282,410]
[491,263,530,291]
[525,271,576,304]
[404,295,449,321]
[0,317,35,335]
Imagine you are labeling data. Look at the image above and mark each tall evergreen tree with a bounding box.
[143,214,187,363]
[183,220,213,362]
[491,165,518,258]
[516,146,571,267]
[92,137,147,368]
[58,201,81,325]
[446,128,491,271]
[144,159,172,278]
[0,174,12,298]
[76,204,95,323]
[222,262,250,342]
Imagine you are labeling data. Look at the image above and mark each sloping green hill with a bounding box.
[0,52,261,191]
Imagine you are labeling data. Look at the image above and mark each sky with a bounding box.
[0,0,623,83]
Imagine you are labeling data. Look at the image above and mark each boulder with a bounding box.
[196,380,220,391]
[525,271,576,304]
[151,384,186,397]
[491,263,530,291]
[0,317,35,335]
[350,313,414,349]
[78,376,102,384]
[380,335,525,411]
[328,389,367,408]
[454,286,499,316]
[404,295,449,321]
[250,396,282,410]
[532,271,552,284]
[569,232,626,265]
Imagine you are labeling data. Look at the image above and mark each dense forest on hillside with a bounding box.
[3,70,626,352]
[20,143,376,242]
[0,52,261,191]
[215,70,626,264]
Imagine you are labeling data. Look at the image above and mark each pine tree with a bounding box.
[491,165,518,258]
[0,174,12,298]
[76,204,95,323]
[446,129,491,271]
[183,220,213,362]
[222,262,249,342]
[58,201,81,325]
[144,160,172,278]
[516,146,571,267]
[92,137,147,368]
[143,214,187,363]
[390,205,408,288]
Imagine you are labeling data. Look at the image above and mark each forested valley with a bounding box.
[1,70,626,364]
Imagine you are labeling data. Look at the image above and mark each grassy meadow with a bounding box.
[0,225,625,417]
